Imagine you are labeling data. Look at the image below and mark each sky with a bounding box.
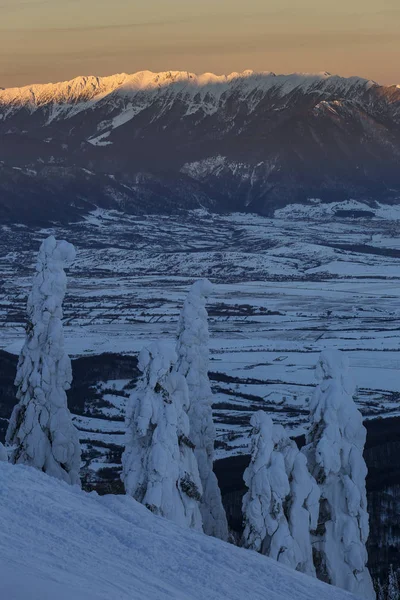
[1,0,400,88]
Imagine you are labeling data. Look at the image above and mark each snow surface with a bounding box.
[0,462,360,600]
[275,200,400,221]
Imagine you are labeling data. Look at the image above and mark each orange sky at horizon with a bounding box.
[1,0,400,88]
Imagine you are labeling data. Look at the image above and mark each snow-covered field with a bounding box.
[0,462,360,600]
[1,203,400,462]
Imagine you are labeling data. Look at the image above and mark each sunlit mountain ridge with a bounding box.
[1,69,400,224]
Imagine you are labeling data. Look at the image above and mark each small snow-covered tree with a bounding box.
[176,279,228,540]
[303,349,375,599]
[121,342,203,531]
[388,565,399,600]
[376,579,385,600]
[0,442,7,462]
[242,411,319,575]
[6,236,81,486]
[242,411,291,559]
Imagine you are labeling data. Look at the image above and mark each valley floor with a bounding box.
[1,204,400,463]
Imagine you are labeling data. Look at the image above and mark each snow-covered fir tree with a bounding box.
[242,411,319,575]
[0,442,7,462]
[303,349,375,599]
[242,411,290,558]
[275,424,320,576]
[6,236,81,485]
[175,279,228,540]
[121,342,203,530]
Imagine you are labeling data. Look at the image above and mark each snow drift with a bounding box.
[0,462,360,600]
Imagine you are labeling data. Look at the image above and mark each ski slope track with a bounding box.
[0,462,359,600]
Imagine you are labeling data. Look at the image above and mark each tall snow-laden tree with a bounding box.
[0,443,7,462]
[303,349,375,600]
[6,236,81,486]
[175,279,228,540]
[242,411,319,575]
[121,342,203,531]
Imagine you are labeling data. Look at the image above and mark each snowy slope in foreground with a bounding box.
[0,463,358,600]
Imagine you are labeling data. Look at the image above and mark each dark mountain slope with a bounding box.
[1,70,400,223]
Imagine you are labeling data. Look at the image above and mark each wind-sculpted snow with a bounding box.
[0,462,361,600]
[303,350,375,599]
[6,236,81,485]
[176,280,229,540]
[121,342,203,530]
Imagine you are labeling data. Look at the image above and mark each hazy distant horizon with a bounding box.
[1,0,399,88]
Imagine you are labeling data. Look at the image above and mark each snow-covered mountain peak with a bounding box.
[0,69,379,111]
[112,69,377,100]
[0,73,131,110]
[0,67,398,222]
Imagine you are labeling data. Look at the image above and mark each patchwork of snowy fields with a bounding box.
[1,202,400,466]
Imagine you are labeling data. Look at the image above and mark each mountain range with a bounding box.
[1,69,400,223]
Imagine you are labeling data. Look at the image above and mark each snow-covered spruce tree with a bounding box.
[242,412,291,559]
[242,411,319,575]
[275,424,320,576]
[0,442,7,462]
[303,349,375,599]
[6,236,81,486]
[121,342,203,531]
[175,279,228,540]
